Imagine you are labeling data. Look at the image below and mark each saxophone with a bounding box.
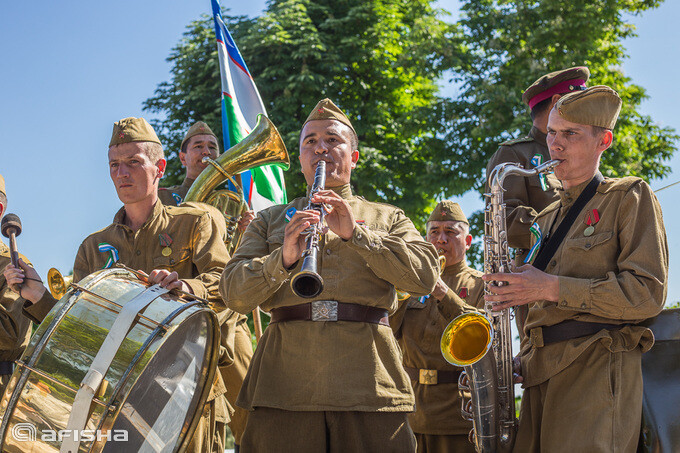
[440,159,560,452]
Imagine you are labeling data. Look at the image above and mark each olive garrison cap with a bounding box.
[0,174,5,197]
[428,200,468,225]
[555,85,622,130]
[109,117,161,147]
[181,121,218,152]
[523,66,590,109]
[303,98,357,137]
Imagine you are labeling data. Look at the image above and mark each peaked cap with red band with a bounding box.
[522,66,591,110]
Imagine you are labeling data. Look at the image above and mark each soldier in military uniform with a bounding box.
[484,86,667,452]
[158,121,254,451]
[391,201,484,453]
[221,99,439,452]
[0,175,33,395]
[486,66,590,265]
[4,117,235,453]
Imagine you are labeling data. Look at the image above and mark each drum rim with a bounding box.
[0,267,221,453]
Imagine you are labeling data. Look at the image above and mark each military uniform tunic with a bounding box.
[158,177,195,206]
[0,242,32,394]
[23,201,234,452]
[392,260,484,438]
[486,127,561,252]
[514,175,667,452]
[221,183,439,413]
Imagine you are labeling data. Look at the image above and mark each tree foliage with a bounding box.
[144,0,677,238]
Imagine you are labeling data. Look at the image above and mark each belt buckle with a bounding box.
[419,369,438,385]
[311,300,338,321]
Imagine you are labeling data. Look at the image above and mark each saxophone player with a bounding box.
[484,86,667,452]
[391,201,484,453]
[221,98,439,452]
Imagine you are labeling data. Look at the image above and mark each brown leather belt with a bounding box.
[535,320,629,346]
[270,301,390,327]
[404,366,460,385]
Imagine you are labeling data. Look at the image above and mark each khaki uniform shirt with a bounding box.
[486,127,561,252]
[0,242,32,363]
[158,177,195,206]
[24,202,234,408]
[391,260,484,435]
[221,184,439,412]
[520,175,668,388]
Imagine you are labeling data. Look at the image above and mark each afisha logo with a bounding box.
[11,423,128,442]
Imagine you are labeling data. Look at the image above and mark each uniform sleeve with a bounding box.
[183,212,232,312]
[557,182,667,321]
[344,209,439,297]
[437,289,481,322]
[220,211,292,315]
[487,146,538,249]
[0,266,33,348]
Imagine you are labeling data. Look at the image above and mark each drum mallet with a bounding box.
[1,213,22,268]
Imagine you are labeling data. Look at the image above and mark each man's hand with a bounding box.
[237,210,255,232]
[483,264,559,311]
[282,209,321,269]
[3,258,47,303]
[513,356,523,384]
[147,269,192,293]
[311,190,355,241]
[431,278,450,300]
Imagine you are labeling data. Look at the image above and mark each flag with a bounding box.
[211,0,287,211]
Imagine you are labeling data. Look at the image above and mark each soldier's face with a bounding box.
[546,110,612,189]
[109,143,166,205]
[180,134,219,180]
[426,220,471,266]
[299,120,359,187]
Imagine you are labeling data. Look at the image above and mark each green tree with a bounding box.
[144,1,466,224]
[447,0,678,266]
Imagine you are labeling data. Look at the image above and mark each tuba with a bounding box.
[184,114,290,254]
[440,159,560,452]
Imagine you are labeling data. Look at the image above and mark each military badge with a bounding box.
[159,233,173,256]
[285,207,297,222]
[583,209,599,236]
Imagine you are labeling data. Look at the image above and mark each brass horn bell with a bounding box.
[47,268,74,300]
[184,114,290,254]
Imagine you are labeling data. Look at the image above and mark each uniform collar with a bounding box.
[442,259,467,276]
[557,171,602,207]
[306,183,353,200]
[113,199,165,230]
[181,177,195,191]
[528,126,547,147]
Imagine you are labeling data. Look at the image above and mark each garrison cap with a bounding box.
[0,174,4,197]
[303,98,357,137]
[428,201,468,225]
[181,121,218,152]
[523,66,590,109]
[109,117,161,147]
[554,85,622,130]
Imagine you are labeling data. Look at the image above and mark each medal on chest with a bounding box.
[159,233,173,256]
[583,209,600,237]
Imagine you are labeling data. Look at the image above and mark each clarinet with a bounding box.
[290,160,326,298]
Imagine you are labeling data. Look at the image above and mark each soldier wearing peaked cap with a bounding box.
[0,175,33,395]
[4,117,238,453]
[390,201,484,453]
[221,98,439,452]
[484,86,668,452]
[486,66,590,335]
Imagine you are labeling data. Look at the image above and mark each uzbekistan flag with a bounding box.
[211,0,288,210]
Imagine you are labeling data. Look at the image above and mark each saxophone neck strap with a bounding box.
[532,173,604,271]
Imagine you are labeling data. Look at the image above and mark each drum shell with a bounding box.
[0,268,219,452]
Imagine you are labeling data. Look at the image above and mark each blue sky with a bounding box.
[1,1,679,304]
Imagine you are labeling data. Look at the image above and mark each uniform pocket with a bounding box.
[152,247,191,269]
[565,231,613,251]
[608,350,621,400]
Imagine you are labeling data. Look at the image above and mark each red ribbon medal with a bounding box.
[583,209,599,236]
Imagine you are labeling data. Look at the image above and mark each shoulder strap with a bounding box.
[532,173,604,271]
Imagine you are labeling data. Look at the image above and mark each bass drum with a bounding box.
[639,308,680,452]
[0,267,219,452]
